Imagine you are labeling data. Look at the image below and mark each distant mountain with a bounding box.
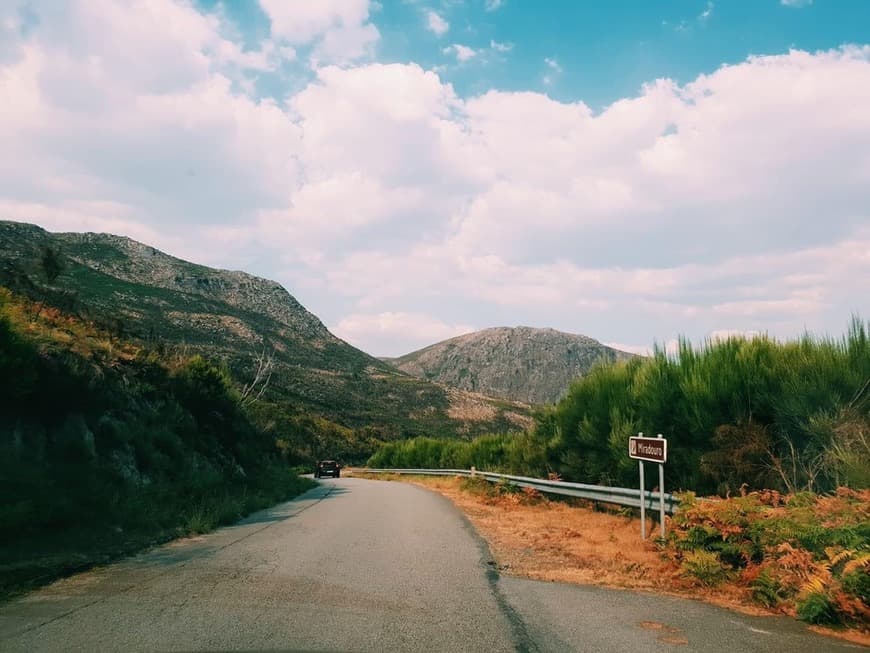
[0,221,531,438]
[383,326,635,405]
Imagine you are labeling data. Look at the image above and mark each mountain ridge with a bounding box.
[0,220,532,439]
[384,326,635,405]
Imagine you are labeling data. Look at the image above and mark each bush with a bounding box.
[796,591,839,624]
[0,288,318,599]
[680,550,732,586]
[841,568,870,604]
[547,320,869,493]
[750,568,785,608]
[667,489,869,626]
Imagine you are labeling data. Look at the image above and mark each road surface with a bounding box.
[0,477,859,652]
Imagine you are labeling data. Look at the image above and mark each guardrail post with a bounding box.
[470,466,476,478]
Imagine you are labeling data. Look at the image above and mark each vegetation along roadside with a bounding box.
[360,473,869,645]
[0,287,315,600]
[365,321,869,638]
[370,318,870,497]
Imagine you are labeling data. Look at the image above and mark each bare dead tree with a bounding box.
[765,437,828,494]
[238,348,275,406]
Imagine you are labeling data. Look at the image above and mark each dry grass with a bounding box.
[445,388,499,422]
[444,387,534,429]
[358,473,870,646]
[2,288,140,362]
[402,476,706,592]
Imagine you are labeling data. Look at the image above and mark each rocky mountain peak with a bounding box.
[385,326,635,405]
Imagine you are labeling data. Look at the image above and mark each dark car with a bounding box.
[314,460,341,478]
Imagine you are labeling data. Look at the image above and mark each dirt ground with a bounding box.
[351,472,870,647]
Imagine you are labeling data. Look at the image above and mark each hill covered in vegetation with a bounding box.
[0,220,531,597]
[371,323,870,497]
[0,287,314,597]
[0,220,532,443]
[384,326,634,404]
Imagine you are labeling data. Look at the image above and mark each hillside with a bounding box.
[0,221,531,439]
[0,287,315,597]
[384,326,635,404]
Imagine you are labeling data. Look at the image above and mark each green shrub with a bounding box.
[459,476,498,497]
[841,569,870,603]
[796,591,839,624]
[677,525,721,551]
[751,569,784,607]
[787,491,817,508]
[680,550,731,586]
[0,288,321,599]
[184,507,216,535]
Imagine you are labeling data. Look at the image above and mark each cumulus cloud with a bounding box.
[426,10,449,36]
[0,0,300,236]
[490,40,513,53]
[0,1,867,355]
[781,0,812,7]
[443,44,476,62]
[258,0,379,64]
[484,0,504,11]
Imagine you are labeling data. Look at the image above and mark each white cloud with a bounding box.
[333,312,475,355]
[426,10,449,36]
[543,57,562,85]
[609,330,767,358]
[699,2,714,21]
[0,3,867,355]
[490,39,513,53]
[443,44,476,62]
[258,0,379,64]
[544,57,562,72]
[484,0,504,11]
[781,0,812,7]
[604,343,653,357]
[0,0,301,234]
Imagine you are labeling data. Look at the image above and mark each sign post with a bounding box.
[657,434,666,540]
[629,432,668,540]
[638,452,646,539]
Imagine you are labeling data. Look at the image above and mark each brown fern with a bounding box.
[799,575,829,597]
[843,553,870,577]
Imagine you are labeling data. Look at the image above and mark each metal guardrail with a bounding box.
[357,468,678,515]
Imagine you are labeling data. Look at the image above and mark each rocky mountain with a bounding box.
[0,220,531,438]
[384,326,636,405]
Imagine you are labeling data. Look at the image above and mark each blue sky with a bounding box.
[1,1,869,356]
[199,0,870,108]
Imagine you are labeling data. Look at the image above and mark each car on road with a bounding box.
[314,460,341,478]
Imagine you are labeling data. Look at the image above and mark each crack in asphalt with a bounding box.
[420,486,540,653]
[13,484,336,637]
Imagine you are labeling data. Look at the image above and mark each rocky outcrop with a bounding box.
[385,326,635,405]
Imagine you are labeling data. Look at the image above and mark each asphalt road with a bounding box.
[0,477,860,652]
